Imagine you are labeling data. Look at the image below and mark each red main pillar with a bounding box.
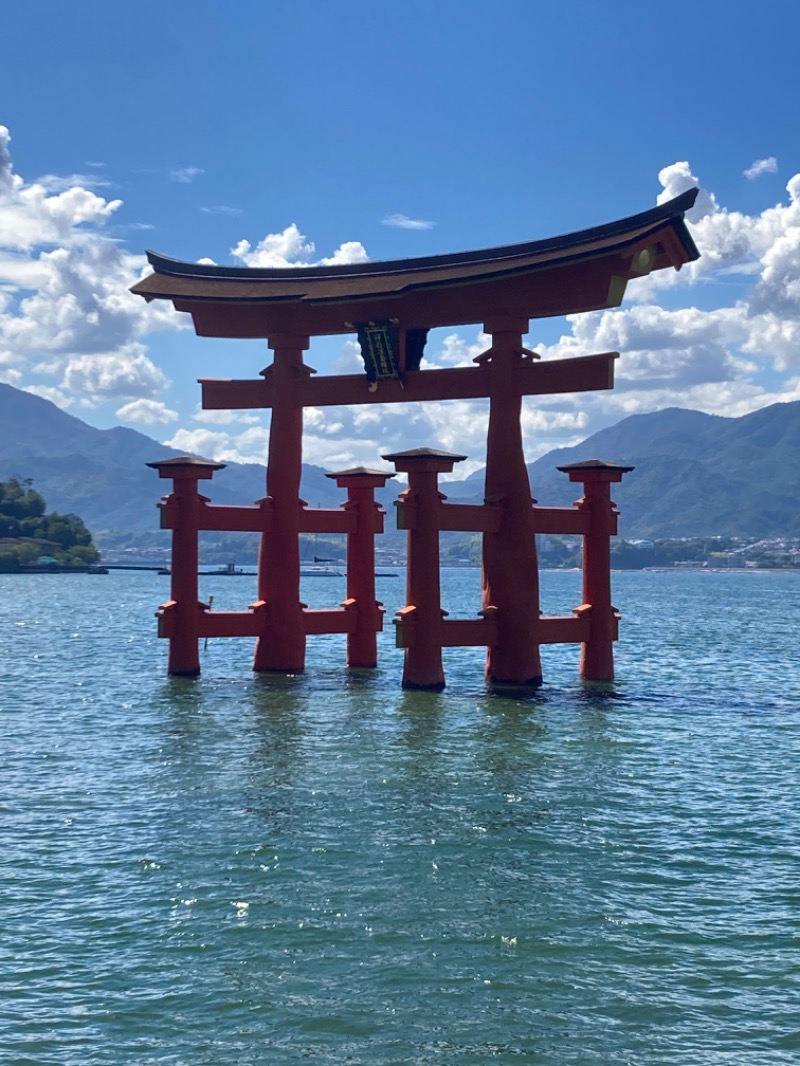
[327,467,394,668]
[481,316,542,688]
[147,456,224,676]
[383,448,465,690]
[253,334,310,673]
[558,460,634,682]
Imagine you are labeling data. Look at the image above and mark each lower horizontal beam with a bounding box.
[163,606,366,639]
[440,617,499,647]
[158,500,272,533]
[198,503,271,533]
[302,607,356,635]
[532,506,589,536]
[299,508,356,535]
[161,609,602,646]
[198,610,260,638]
[439,502,501,533]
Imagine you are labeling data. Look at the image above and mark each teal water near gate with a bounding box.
[2,569,799,1064]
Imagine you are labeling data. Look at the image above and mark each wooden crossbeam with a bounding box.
[200,352,618,411]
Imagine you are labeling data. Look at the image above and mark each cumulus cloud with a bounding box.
[526,159,800,440]
[63,346,169,399]
[333,338,363,374]
[162,427,232,459]
[116,398,178,425]
[231,223,369,268]
[0,124,184,408]
[382,213,436,230]
[656,160,718,222]
[744,157,778,180]
[0,138,123,251]
[162,425,268,465]
[428,331,491,368]
[24,384,74,407]
[637,161,800,299]
[5,122,800,472]
[193,156,800,472]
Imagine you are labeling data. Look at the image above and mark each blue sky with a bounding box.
[1,0,799,476]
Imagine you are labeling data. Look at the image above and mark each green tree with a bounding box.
[0,479,99,568]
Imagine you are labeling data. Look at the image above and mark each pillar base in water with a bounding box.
[402,679,446,692]
[487,673,544,691]
[252,664,305,676]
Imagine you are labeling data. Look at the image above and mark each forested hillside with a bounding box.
[0,478,99,570]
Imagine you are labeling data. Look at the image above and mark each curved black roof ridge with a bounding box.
[145,189,699,282]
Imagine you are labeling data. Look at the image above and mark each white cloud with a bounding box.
[536,304,752,388]
[304,407,344,435]
[0,124,184,407]
[0,167,122,250]
[24,384,74,407]
[656,160,718,222]
[583,374,800,424]
[162,423,269,466]
[162,427,232,459]
[34,172,115,193]
[5,122,800,471]
[169,166,204,183]
[428,331,491,368]
[524,160,800,440]
[0,366,22,386]
[322,241,370,266]
[116,398,178,425]
[333,338,363,374]
[382,213,436,231]
[63,346,169,401]
[744,157,778,180]
[231,223,368,268]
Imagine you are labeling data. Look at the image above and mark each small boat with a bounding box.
[301,564,344,577]
[200,562,256,576]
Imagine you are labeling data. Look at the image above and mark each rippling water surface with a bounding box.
[2,569,799,1064]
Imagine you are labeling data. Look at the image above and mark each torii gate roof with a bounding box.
[131,189,699,338]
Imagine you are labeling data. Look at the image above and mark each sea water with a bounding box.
[1,569,799,1065]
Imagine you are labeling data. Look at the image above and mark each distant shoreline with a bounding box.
[0,564,108,574]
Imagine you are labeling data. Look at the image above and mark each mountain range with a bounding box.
[448,400,800,538]
[1,382,798,542]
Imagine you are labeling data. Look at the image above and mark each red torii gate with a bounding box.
[133,189,698,687]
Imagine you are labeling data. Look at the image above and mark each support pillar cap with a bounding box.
[382,447,467,475]
[147,456,226,479]
[557,458,634,483]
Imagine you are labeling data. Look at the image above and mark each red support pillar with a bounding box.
[147,456,225,676]
[383,448,466,691]
[326,467,395,668]
[481,316,542,688]
[253,334,310,673]
[558,460,634,682]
